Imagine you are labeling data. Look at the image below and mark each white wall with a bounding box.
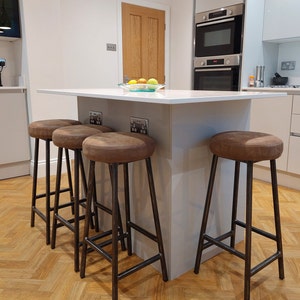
[18,0,194,173]
[169,0,194,89]
[240,0,265,88]
[277,42,300,85]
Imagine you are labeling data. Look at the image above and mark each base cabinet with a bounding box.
[287,95,300,174]
[0,90,30,179]
[250,95,293,171]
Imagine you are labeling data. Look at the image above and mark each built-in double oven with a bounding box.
[193,3,244,91]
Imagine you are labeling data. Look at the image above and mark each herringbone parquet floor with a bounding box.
[0,174,299,299]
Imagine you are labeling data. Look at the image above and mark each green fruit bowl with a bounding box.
[118,83,165,92]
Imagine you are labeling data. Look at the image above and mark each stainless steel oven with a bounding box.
[194,54,241,91]
[194,4,244,58]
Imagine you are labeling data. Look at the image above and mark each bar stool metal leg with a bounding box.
[80,160,95,279]
[111,163,119,300]
[30,138,39,229]
[230,161,240,248]
[270,160,285,279]
[194,154,218,273]
[244,161,253,300]
[145,157,168,281]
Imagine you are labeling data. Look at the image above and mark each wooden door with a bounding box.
[122,3,165,84]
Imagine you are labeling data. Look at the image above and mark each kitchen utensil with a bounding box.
[255,65,265,87]
[272,76,288,85]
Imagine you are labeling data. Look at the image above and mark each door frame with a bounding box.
[117,0,170,87]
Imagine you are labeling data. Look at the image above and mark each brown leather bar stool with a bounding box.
[194,131,285,300]
[28,119,81,245]
[51,124,122,272]
[80,132,168,300]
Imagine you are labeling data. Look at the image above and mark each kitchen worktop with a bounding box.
[244,86,300,95]
[38,88,286,104]
[0,86,27,93]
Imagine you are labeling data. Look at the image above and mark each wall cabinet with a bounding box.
[0,89,30,179]
[250,95,293,171]
[263,0,300,42]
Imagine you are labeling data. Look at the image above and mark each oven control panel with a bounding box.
[194,54,241,68]
[195,3,244,24]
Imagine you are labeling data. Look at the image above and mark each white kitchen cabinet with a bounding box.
[288,95,300,174]
[250,95,293,171]
[263,0,300,42]
[0,88,30,179]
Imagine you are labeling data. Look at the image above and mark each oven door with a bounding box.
[194,67,240,91]
[195,16,243,57]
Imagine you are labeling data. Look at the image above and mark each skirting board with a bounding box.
[0,161,30,180]
[254,165,300,191]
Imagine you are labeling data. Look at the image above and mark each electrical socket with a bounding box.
[281,61,296,70]
[130,117,149,135]
[89,111,103,125]
[106,43,116,51]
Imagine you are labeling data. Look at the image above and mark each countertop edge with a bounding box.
[38,88,287,105]
[243,87,300,95]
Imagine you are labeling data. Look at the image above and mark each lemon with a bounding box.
[128,79,137,84]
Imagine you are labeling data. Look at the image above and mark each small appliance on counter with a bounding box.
[0,58,6,87]
[272,72,288,86]
[255,65,265,87]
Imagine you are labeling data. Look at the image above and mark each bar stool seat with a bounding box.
[51,124,115,272]
[29,119,82,140]
[28,119,81,245]
[80,132,168,300]
[194,131,285,300]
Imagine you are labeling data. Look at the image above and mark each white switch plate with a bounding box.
[281,61,296,70]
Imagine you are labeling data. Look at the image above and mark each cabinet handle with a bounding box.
[291,132,300,137]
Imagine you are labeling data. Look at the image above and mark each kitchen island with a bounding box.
[39,88,285,279]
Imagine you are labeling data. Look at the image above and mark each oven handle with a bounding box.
[195,68,232,72]
[196,17,235,27]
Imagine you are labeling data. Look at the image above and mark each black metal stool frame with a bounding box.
[80,158,168,300]
[30,137,73,245]
[194,155,284,300]
[51,147,92,272]
[52,147,126,272]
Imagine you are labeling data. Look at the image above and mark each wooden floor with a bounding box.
[0,174,299,299]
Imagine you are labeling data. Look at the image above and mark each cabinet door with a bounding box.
[250,95,293,171]
[263,0,300,41]
[287,136,300,174]
[0,92,30,164]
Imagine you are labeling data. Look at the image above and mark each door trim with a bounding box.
[117,0,170,87]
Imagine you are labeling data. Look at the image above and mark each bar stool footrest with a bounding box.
[55,214,86,231]
[235,220,277,241]
[35,187,71,200]
[204,233,245,259]
[118,254,162,280]
[251,251,283,277]
[85,230,128,262]
[128,221,158,242]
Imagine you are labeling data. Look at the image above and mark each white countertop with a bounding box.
[38,88,286,105]
[244,87,300,95]
[0,86,26,92]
